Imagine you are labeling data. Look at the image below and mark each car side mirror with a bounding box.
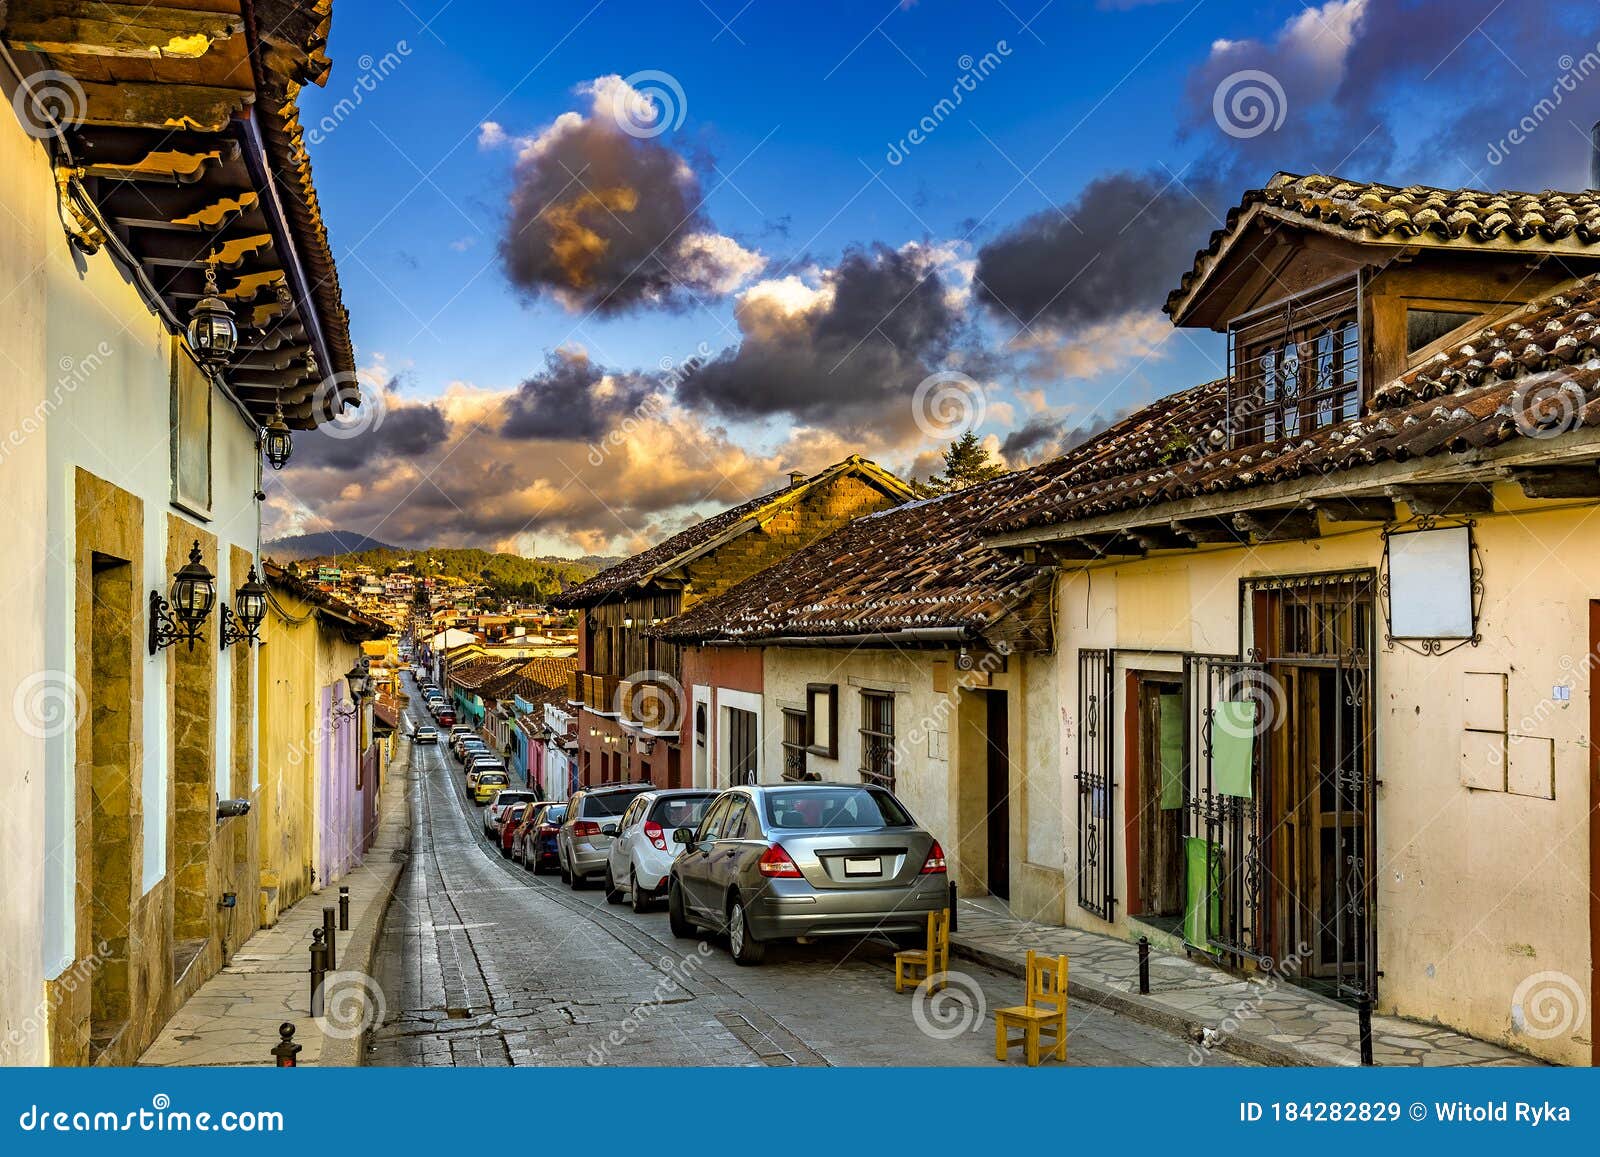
[600,823,618,836]
[673,828,694,846]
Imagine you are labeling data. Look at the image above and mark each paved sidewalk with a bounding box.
[949,899,1540,1067]
[139,743,415,1067]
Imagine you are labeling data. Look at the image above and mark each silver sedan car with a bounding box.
[667,783,948,965]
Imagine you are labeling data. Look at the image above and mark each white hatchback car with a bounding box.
[603,789,719,913]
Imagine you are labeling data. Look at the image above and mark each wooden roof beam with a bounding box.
[1171,517,1248,544]
[1508,466,1600,499]
[1310,496,1397,523]
[75,81,253,132]
[1233,508,1321,542]
[1389,482,1495,516]
[6,2,242,60]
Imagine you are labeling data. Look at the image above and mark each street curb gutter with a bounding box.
[949,937,1326,1068]
[319,740,415,1067]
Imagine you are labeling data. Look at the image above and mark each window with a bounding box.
[763,786,913,830]
[859,690,896,789]
[1230,283,1361,447]
[721,797,749,841]
[170,343,212,516]
[1406,308,1479,354]
[806,683,837,758]
[697,796,732,842]
[726,706,758,785]
[782,709,811,781]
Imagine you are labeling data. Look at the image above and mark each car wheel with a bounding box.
[667,881,694,939]
[558,850,571,885]
[630,869,651,915]
[604,865,623,905]
[726,896,766,966]
[531,855,547,876]
[568,854,586,889]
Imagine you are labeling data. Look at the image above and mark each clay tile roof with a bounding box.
[480,657,579,703]
[449,657,520,691]
[653,470,1053,651]
[553,456,912,607]
[1167,172,1600,321]
[989,273,1600,537]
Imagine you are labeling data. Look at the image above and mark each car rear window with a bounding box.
[480,773,508,785]
[581,790,646,817]
[763,787,912,830]
[649,795,715,828]
[540,805,566,824]
[498,792,537,804]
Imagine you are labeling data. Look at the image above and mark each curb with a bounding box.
[949,936,1329,1068]
[319,740,415,1067]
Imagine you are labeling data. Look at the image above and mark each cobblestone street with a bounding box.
[368,697,1244,1067]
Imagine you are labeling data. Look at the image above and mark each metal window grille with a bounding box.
[781,708,810,780]
[1075,649,1115,919]
[859,691,895,790]
[1229,282,1362,448]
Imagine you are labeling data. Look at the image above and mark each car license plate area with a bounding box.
[843,856,882,878]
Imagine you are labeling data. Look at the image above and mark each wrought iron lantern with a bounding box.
[262,401,293,470]
[185,265,237,374]
[345,660,372,700]
[219,565,268,649]
[149,541,216,653]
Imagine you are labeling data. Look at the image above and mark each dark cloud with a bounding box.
[288,395,449,472]
[998,416,1062,464]
[973,170,1225,330]
[498,98,759,314]
[499,348,657,441]
[678,244,962,431]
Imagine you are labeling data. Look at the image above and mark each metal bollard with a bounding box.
[272,1022,302,1067]
[947,881,958,934]
[1138,936,1151,995]
[322,906,338,971]
[309,930,327,1017]
[1358,995,1375,1066]
[339,886,350,931]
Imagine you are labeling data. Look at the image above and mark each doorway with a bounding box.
[723,706,757,785]
[984,690,1010,901]
[88,553,133,1058]
[1131,676,1184,927]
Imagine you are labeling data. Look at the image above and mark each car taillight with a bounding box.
[920,840,947,874]
[573,820,600,837]
[644,821,667,851]
[758,844,803,878]
[539,824,557,834]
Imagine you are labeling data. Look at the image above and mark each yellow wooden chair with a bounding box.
[994,950,1068,1066]
[894,908,950,993]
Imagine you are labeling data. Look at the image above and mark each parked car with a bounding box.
[499,803,530,856]
[414,725,439,744]
[485,789,540,837]
[473,770,510,805]
[464,752,505,779]
[465,759,507,794]
[604,789,717,913]
[557,784,652,888]
[667,784,947,965]
[513,802,566,871]
[437,709,456,727]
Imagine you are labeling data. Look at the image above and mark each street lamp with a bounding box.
[262,400,293,470]
[219,565,267,649]
[185,265,237,375]
[149,541,216,653]
[332,660,371,726]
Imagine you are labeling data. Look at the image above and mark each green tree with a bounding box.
[925,430,1006,494]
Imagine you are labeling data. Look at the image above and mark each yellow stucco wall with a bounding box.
[1052,488,1598,1064]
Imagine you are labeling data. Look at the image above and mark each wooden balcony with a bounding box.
[570,671,620,715]
[616,677,681,732]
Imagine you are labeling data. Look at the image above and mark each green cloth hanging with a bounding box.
[1212,700,1255,798]
[1184,837,1222,950]
[1157,692,1184,809]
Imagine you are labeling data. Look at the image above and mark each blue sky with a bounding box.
[271,0,1600,556]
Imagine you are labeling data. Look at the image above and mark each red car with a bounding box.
[499,802,530,856]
